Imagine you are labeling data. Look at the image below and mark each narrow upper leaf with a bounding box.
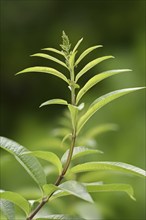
[31,53,68,68]
[72,38,83,53]
[77,87,144,133]
[0,137,46,187]
[59,180,93,203]
[70,161,146,178]
[76,56,114,82]
[25,151,62,174]
[76,69,131,104]
[16,66,69,84]
[68,104,79,130]
[0,199,15,220]
[84,182,135,200]
[40,99,68,108]
[41,47,65,57]
[0,191,30,215]
[75,45,103,66]
[61,146,103,164]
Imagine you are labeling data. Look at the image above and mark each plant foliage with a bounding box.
[0,32,145,220]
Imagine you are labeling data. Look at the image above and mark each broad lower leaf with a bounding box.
[76,69,131,104]
[77,87,144,133]
[0,191,30,215]
[61,147,103,164]
[35,215,85,220]
[0,199,15,220]
[0,137,46,187]
[75,45,103,66]
[41,47,65,57]
[16,66,69,84]
[59,180,93,203]
[84,182,135,200]
[72,38,83,53]
[25,151,62,174]
[40,99,68,108]
[31,53,68,68]
[70,161,146,178]
[75,55,114,82]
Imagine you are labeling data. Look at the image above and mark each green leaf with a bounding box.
[76,69,131,104]
[35,215,85,220]
[0,137,46,187]
[40,99,68,108]
[75,45,103,66]
[70,161,146,178]
[41,47,65,57]
[42,184,58,196]
[75,55,114,82]
[77,87,144,133]
[84,182,135,200]
[16,66,69,84]
[25,151,62,174]
[31,53,68,68]
[0,191,30,215]
[68,52,77,71]
[0,199,15,220]
[59,180,93,203]
[68,104,79,130]
[61,146,103,164]
[72,38,83,53]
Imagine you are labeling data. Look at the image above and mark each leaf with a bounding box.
[31,53,68,68]
[0,137,46,187]
[41,47,65,57]
[42,184,58,196]
[59,180,93,203]
[72,38,83,53]
[68,51,77,71]
[84,182,135,200]
[68,104,79,130]
[75,45,103,66]
[0,191,30,215]
[70,161,146,178]
[35,215,85,220]
[76,69,131,104]
[25,151,62,174]
[0,199,15,220]
[77,87,144,134]
[16,66,69,84]
[61,146,103,164]
[75,55,114,82]
[40,99,68,108]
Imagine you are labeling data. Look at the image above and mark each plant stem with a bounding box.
[27,60,77,220]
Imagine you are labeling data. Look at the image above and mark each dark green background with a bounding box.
[0,0,145,219]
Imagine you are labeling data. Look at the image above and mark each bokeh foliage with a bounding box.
[0,0,145,219]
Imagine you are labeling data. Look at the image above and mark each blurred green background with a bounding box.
[0,0,145,219]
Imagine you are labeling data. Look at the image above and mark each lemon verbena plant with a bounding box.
[0,32,145,220]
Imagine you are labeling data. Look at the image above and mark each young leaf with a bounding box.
[72,38,83,53]
[0,137,46,187]
[59,180,93,203]
[40,99,68,108]
[24,151,62,174]
[31,53,68,68]
[0,199,15,220]
[77,87,144,134]
[16,66,69,84]
[84,182,135,200]
[75,45,103,66]
[75,55,114,82]
[0,191,30,215]
[61,146,103,164]
[70,161,146,178]
[41,47,65,57]
[76,69,131,104]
